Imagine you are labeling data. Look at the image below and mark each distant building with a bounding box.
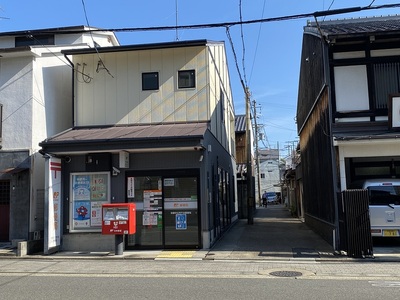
[257,148,280,196]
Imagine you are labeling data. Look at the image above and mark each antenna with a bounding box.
[175,0,179,41]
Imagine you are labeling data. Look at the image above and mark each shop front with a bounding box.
[39,123,237,253]
[125,170,200,249]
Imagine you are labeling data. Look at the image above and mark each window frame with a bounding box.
[178,70,196,89]
[142,72,159,91]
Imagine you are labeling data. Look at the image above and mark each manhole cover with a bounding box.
[269,271,303,277]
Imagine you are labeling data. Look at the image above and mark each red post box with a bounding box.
[102,203,136,235]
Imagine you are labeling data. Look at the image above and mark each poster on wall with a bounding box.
[71,173,109,232]
[90,201,103,226]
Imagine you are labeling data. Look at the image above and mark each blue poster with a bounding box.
[176,214,187,230]
[73,201,91,228]
[73,175,91,201]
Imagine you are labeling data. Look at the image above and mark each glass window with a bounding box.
[70,173,110,232]
[15,34,55,47]
[178,70,195,89]
[142,72,159,91]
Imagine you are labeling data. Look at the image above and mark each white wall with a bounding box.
[0,57,33,149]
[336,139,400,191]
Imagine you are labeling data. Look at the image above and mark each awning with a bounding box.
[39,122,210,154]
[0,167,29,174]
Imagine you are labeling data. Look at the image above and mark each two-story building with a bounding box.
[39,39,237,253]
[0,26,118,247]
[297,16,400,249]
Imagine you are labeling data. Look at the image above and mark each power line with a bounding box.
[239,0,248,87]
[249,0,266,85]
[56,3,400,34]
[81,0,114,78]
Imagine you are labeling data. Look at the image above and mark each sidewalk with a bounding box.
[1,204,399,261]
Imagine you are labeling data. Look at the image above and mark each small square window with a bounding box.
[142,72,159,91]
[178,70,195,89]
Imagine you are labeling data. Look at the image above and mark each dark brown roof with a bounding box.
[40,122,209,153]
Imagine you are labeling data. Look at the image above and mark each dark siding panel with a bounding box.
[297,34,326,133]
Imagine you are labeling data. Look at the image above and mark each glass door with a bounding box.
[126,176,163,248]
[163,177,199,247]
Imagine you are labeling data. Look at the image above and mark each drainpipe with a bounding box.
[63,54,75,128]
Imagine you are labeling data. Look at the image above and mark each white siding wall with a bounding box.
[74,46,210,126]
[32,55,72,149]
[0,57,33,149]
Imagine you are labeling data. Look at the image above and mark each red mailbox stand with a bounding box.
[102,203,136,235]
[102,203,136,255]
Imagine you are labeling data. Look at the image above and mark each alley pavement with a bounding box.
[1,204,400,261]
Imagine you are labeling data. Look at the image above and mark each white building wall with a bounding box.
[259,159,280,193]
[0,57,33,149]
[336,139,400,191]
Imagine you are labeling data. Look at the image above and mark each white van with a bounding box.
[362,179,400,237]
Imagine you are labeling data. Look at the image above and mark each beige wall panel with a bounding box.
[127,53,140,123]
[104,53,118,125]
[74,45,234,127]
[78,55,96,125]
[161,51,175,122]
[115,53,129,125]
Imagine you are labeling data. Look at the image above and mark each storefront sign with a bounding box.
[46,158,62,250]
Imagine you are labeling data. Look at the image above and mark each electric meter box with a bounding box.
[102,203,136,235]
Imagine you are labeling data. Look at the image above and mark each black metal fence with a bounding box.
[338,190,374,258]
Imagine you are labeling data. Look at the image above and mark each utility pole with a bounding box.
[252,99,261,207]
[246,87,254,225]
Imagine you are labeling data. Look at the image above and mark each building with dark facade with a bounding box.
[297,16,400,249]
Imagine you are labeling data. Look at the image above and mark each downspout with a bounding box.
[63,54,75,128]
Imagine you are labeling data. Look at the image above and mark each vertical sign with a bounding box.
[45,157,61,253]
[127,177,135,198]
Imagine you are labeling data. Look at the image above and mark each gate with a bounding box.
[339,190,374,258]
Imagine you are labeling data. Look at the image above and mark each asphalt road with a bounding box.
[0,273,400,300]
[0,259,399,300]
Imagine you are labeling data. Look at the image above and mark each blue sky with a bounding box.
[1,1,399,154]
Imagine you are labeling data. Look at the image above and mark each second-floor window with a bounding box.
[15,34,55,47]
[142,72,159,91]
[178,70,195,89]
[373,62,400,110]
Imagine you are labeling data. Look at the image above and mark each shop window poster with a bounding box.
[71,173,109,231]
[74,201,91,228]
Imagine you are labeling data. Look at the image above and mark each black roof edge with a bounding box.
[0,25,95,37]
[62,39,219,55]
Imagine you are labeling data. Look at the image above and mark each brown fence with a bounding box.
[338,190,374,258]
